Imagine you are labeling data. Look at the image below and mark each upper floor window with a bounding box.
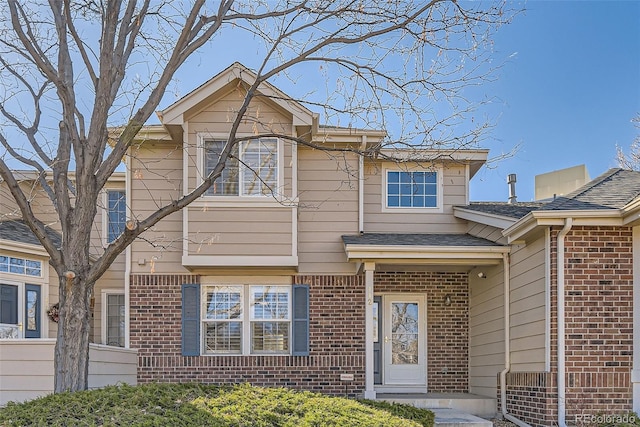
[107,190,126,243]
[0,255,42,277]
[386,170,438,208]
[204,139,278,197]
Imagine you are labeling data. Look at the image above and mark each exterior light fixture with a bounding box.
[444,294,452,306]
[477,272,487,279]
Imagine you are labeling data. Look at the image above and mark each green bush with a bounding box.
[0,383,434,427]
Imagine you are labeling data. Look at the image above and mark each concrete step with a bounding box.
[432,408,493,427]
[377,393,496,419]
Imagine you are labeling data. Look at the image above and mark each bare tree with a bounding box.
[616,114,640,170]
[0,0,513,392]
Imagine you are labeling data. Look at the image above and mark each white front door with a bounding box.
[383,294,426,385]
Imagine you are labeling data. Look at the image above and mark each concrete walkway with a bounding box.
[432,408,493,427]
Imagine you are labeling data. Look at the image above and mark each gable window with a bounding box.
[204,139,278,196]
[107,190,126,243]
[201,285,290,355]
[386,170,438,208]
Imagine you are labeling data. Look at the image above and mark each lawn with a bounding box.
[0,383,435,426]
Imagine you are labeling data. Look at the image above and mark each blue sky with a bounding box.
[152,1,640,203]
[468,0,640,202]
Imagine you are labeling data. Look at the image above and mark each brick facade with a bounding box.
[375,271,469,392]
[130,271,469,395]
[131,274,366,396]
[502,226,634,425]
[498,372,557,427]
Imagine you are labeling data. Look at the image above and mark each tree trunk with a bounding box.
[54,274,93,392]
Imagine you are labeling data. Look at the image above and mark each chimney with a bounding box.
[507,173,517,204]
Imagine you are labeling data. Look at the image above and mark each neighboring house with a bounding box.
[1,63,640,426]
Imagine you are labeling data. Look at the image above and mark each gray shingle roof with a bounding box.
[458,202,545,219]
[0,220,62,248]
[457,169,640,219]
[543,168,640,210]
[342,233,503,247]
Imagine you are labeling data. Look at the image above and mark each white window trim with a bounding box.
[381,165,444,213]
[196,133,285,204]
[0,248,49,339]
[101,188,127,247]
[200,284,292,356]
[101,289,125,347]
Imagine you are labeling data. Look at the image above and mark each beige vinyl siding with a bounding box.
[0,181,59,226]
[509,235,547,371]
[469,265,505,398]
[0,339,55,405]
[466,222,509,245]
[129,141,186,274]
[297,148,358,274]
[0,340,137,406]
[363,161,468,233]
[186,207,293,256]
[185,90,293,198]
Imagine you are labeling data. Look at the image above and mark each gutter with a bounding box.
[499,253,531,427]
[557,218,573,427]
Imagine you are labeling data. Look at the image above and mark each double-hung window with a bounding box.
[386,170,439,209]
[202,285,290,355]
[204,139,278,196]
[105,293,125,347]
[107,190,126,243]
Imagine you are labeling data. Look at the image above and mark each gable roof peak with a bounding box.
[158,62,315,127]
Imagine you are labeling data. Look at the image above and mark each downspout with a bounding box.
[359,136,366,233]
[124,154,132,349]
[557,218,573,427]
[499,253,531,427]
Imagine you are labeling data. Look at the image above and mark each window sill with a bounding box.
[201,353,291,357]
[381,206,444,214]
[191,197,293,209]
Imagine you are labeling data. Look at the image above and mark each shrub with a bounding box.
[0,383,435,427]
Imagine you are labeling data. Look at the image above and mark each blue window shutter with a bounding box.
[292,284,309,356]
[181,284,200,356]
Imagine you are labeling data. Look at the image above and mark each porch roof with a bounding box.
[0,220,62,248]
[341,233,509,265]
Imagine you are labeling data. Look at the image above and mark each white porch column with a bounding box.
[364,261,376,399]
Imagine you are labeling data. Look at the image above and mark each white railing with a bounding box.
[0,339,137,406]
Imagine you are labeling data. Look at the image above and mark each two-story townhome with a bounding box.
[2,63,640,426]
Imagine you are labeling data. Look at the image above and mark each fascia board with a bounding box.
[378,148,489,162]
[453,206,515,230]
[0,239,50,257]
[344,244,509,261]
[504,209,623,243]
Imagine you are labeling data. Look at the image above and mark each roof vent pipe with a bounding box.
[507,173,517,204]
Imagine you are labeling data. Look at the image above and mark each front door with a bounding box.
[0,283,42,339]
[382,295,426,386]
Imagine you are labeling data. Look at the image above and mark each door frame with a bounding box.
[0,276,48,339]
[374,293,427,389]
